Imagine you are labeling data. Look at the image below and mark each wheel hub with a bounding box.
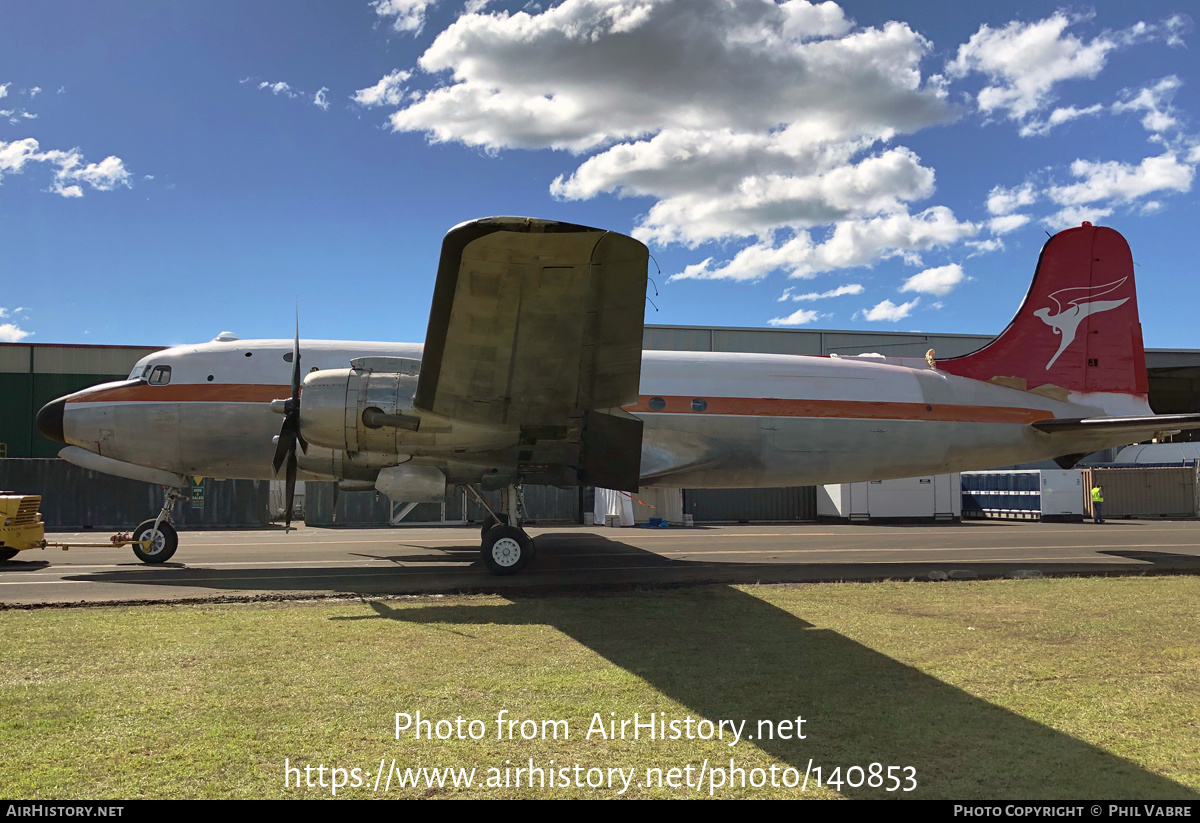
[142,529,165,554]
[491,536,522,567]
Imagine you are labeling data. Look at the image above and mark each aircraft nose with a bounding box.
[36,398,66,444]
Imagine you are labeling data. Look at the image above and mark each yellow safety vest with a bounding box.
[1091,487,1104,503]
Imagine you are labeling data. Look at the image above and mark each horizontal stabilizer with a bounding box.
[1032,413,1200,434]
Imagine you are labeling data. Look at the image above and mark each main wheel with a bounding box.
[481,525,532,576]
[0,548,18,562]
[132,520,178,564]
[480,512,509,539]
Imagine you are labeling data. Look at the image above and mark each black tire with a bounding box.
[0,548,18,562]
[480,512,509,539]
[481,525,532,576]
[132,520,178,564]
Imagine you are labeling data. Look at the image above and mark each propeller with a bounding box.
[271,314,307,531]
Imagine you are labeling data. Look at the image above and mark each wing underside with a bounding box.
[414,217,649,490]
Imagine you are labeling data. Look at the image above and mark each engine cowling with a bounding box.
[299,356,422,454]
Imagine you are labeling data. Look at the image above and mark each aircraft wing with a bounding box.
[414,217,648,490]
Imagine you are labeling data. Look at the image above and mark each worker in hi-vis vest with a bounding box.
[1091,485,1105,524]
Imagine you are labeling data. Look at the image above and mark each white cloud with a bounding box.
[768,307,823,326]
[0,83,7,99]
[966,238,1004,256]
[1043,204,1114,231]
[1047,151,1194,207]
[857,298,919,322]
[988,213,1031,234]
[258,81,299,98]
[1019,103,1104,137]
[670,207,978,282]
[392,1,950,153]
[359,0,986,289]
[0,323,30,342]
[948,13,1115,121]
[948,12,1182,132]
[1113,76,1182,133]
[0,138,131,197]
[900,263,964,296]
[353,69,411,107]
[27,86,41,98]
[373,0,437,34]
[313,87,330,111]
[787,283,865,301]
[986,182,1037,215]
[631,146,938,247]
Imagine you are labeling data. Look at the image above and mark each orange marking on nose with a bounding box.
[67,384,291,404]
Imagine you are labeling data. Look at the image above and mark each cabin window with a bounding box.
[148,365,172,385]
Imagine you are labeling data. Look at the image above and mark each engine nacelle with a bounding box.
[300,357,421,454]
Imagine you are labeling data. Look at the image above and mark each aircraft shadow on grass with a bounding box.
[335,583,1197,800]
[59,532,1200,799]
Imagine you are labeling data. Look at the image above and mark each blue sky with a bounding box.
[1,1,1197,348]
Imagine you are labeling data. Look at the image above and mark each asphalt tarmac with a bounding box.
[3,519,1200,607]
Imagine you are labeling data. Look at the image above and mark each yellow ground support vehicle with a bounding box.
[0,494,44,561]
[0,494,158,562]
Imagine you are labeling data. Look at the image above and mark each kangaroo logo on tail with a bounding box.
[1033,278,1130,370]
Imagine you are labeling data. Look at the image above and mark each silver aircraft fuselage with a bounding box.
[46,337,1154,489]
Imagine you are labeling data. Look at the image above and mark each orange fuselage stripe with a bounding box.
[68,384,290,404]
[625,395,1054,425]
[68,385,1054,425]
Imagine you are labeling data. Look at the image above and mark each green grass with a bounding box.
[2,577,1198,799]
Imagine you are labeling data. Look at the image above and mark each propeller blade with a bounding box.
[274,308,305,530]
[291,309,302,406]
[284,448,297,531]
[272,414,298,474]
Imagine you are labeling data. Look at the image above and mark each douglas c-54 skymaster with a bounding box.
[31,217,1200,574]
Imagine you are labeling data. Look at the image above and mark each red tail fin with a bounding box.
[940,223,1148,398]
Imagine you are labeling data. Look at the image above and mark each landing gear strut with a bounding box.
[465,483,533,575]
[131,487,185,564]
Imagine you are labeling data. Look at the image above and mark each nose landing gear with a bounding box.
[130,487,186,564]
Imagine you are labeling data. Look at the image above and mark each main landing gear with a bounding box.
[130,487,185,564]
[465,483,532,576]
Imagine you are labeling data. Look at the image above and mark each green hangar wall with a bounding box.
[0,343,162,458]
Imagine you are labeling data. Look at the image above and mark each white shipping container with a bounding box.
[818,474,961,521]
[1039,470,1085,517]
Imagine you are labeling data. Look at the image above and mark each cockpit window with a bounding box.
[129,364,152,380]
[148,365,172,385]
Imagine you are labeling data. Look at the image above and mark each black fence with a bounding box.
[0,459,271,530]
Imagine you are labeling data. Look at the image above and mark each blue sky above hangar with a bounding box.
[1,1,1198,348]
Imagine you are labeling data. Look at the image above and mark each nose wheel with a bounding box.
[132,520,178,563]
